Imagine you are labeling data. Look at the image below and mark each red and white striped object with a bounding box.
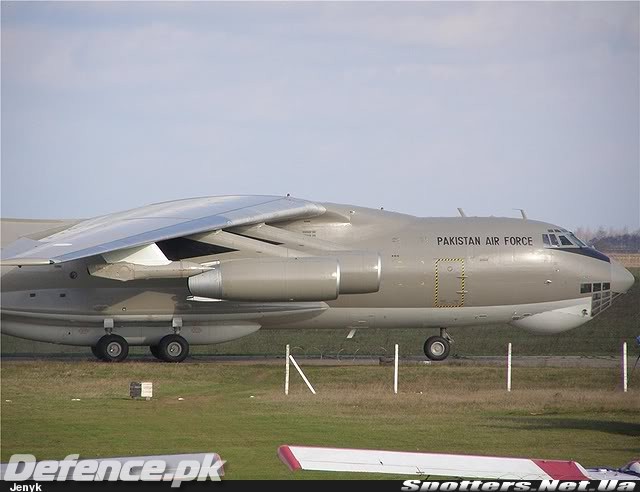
[278,445,591,480]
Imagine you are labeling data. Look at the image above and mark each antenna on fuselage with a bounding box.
[457,208,467,218]
[514,208,528,220]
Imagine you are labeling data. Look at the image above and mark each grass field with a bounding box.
[1,361,638,479]
[1,271,638,479]
[2,269,639,359]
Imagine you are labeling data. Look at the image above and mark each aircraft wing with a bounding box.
[277,445,592,480]
[0,195,325,266]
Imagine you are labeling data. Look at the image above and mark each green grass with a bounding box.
[1,361,638,479]
[2,269,638,358]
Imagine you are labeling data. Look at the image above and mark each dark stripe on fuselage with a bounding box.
[555,247,610,263]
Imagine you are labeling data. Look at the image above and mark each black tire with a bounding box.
[157,334,189,363]
[149,345,161,359]
[96,334,129,362]
[90,345,105,361]
[424,335,450,361]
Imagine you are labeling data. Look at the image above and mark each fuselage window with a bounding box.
[559,235,573,246]
[542,234,551,246]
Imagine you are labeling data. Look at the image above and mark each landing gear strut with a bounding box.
[94,334,129,362]
[423,328,452,361]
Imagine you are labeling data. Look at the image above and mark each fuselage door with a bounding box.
[435,258,465,307]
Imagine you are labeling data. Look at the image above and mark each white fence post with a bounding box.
[507,342,512,392]
[623,342,628,393]
[394,344,399,395]
[285,344,290,395]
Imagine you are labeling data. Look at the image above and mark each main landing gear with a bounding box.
[91,334,189,363]
[92,334,129,362]
[423,328,453,361]
[149,334,189,363]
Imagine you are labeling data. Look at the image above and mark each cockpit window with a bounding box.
[542,230,588,250]
[558,235,573,246]
[566,232,587,247]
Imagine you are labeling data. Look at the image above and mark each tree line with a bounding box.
[574,227,640,253]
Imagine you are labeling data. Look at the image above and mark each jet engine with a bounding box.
[188,253,381,302]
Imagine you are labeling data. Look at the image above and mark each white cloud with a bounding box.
[1,2,637,228]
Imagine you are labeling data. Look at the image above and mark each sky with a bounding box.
[1,1,639,230]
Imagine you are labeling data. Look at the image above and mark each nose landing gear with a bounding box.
[424,328,453,361]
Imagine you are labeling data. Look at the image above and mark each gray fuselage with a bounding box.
[0,202,634,348]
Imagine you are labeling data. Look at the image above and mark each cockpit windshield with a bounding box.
[542,229,588,249]
[566,232,587,247]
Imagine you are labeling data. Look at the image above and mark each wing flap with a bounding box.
[1,196,325,266]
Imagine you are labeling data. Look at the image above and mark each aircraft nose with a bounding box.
[611,259,635,293]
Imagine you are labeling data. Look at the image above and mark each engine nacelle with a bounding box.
[334,252,381,294]
[188,257,340,301]
[188,252,381,301]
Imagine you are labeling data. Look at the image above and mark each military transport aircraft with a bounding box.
[0,195,634,362]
